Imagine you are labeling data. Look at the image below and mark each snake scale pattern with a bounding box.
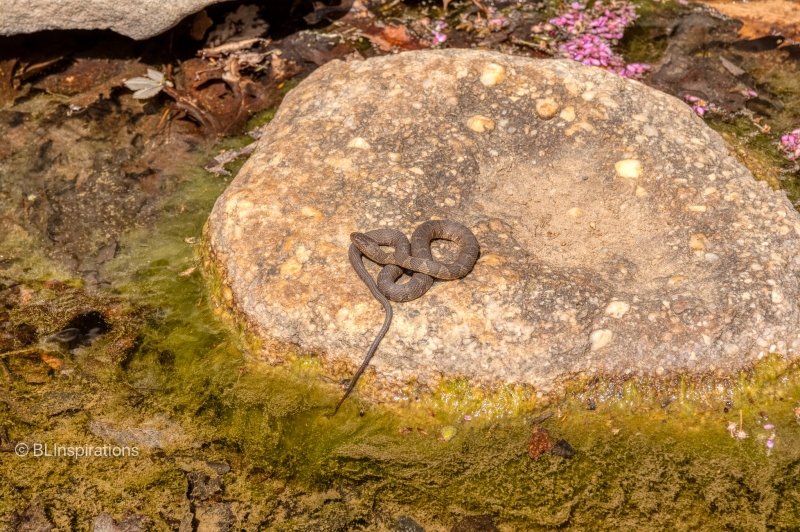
[334,220,480,414]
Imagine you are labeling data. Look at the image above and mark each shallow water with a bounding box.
[1,104,799,529]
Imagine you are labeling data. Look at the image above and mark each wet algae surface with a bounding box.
[2,0,800,530]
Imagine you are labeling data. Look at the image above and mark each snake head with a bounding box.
[350,232,380,254]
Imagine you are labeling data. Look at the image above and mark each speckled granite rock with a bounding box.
[0,0,223,40]
[204,49,800,400]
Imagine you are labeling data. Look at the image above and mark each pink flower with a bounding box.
[781,128,800,162]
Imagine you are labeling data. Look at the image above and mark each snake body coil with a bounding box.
[334,220,480,414]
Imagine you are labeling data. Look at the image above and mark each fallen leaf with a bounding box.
[175,54,303,136]
[0,59,17,107]
[178,267,196,276]
[304,0,355,25]
[296,42,357,66]
[40,353,63,370]
[190,9,214,41]
[363,24,428,51]
[700,0,800,43]
[206,5,269,48]
[33,58,147,110]
[528,426,554,460]
[719,56,745,76]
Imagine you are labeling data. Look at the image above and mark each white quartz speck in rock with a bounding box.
[590,329,614,351]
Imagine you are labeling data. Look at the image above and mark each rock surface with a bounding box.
[204,49,800,400]
[0,0,223,40]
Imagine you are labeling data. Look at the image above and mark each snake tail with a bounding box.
[333,244,395,415]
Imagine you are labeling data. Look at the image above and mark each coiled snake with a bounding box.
[334,219,480,413]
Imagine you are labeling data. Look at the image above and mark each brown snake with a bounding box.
[334,220,480,414]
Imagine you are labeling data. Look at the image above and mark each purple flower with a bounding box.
[763,424,775,430]
[464,415,472,421]
[766,439,774,449]
[781,128,800,162]
[432,30,447,44]
[549,1,646,79]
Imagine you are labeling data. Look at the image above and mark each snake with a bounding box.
[333,219,480,414]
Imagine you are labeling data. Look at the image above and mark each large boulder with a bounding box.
[204,49,800,400]
[0,0,224,40]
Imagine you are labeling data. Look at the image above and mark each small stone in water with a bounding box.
[439,425,457,442]
[551,439,575,458]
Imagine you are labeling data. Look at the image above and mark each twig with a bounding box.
[531,411,554,426]
[472,0,491,16]
[0,347,38,358]
[199,38,271,58]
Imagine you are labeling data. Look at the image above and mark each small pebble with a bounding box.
[439,425,457,442]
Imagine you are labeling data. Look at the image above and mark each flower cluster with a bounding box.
[684,94,709,116]
[544,1,649,79]
[455,6,509,39]
[550,1,636,40]
[781,129,800,162]
[413,17,449,45]
[431,19,448,44]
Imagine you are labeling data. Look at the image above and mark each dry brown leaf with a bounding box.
[33,58,147,109]
[363,24,428,52]
[0,59,18,107]
[40,353,63,370]
[700,0,800,42]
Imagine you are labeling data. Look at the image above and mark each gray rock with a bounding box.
[34,390,83,416]
[92,512,149,532]
[0,0,224,40]
[204,49,800,401]
[451,515,498,532]
[395,515,425,532]
[194,503,235,532]
[12,497,53,532]
[88,416,186,449]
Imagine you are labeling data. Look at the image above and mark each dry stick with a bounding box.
[472,0,490,15]
[0,347,38,358]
